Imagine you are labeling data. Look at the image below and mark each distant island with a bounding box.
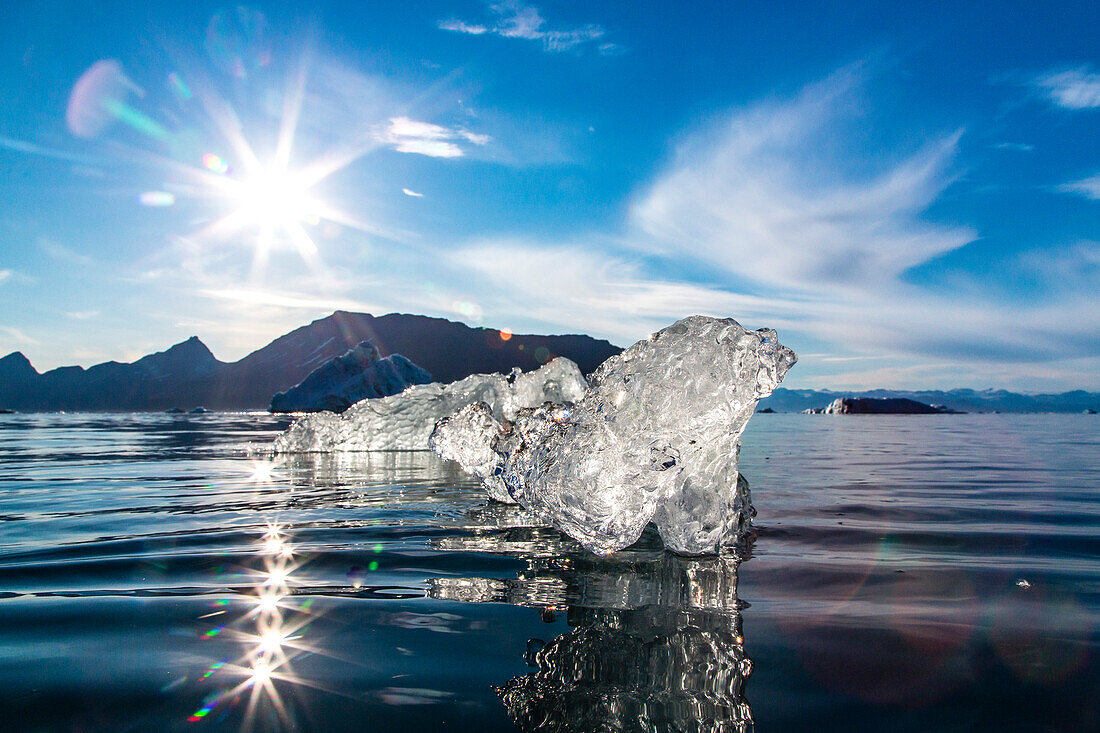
[757,387,1099,414]
[801,397,962,414]
[0,310,1097,413]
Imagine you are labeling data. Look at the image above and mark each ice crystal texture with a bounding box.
[428,402,512,502]
[430,315,796,555]
[272,357,587,452]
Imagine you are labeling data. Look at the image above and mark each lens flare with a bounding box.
[266,567,288,586]
[202,153,229,175]
[139,191,176,207]
[66,59,139,138]
[168,72,193,100]
[183,520,328,728]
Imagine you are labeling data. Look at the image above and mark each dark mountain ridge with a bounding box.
[2,312,1096,413]
[0,311,622,411]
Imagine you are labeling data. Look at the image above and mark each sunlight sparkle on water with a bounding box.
[265,566,289,587]
[249,459,276,483]
[249,660,272,685]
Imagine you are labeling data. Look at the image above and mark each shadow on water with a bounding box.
[428,502,754,732]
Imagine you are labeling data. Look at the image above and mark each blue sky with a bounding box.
[0,1,1097,390]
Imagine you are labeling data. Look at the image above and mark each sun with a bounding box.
[194,156,333,276]
[233,167,320,230]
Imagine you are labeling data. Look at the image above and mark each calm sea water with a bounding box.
[1,412,1097,732]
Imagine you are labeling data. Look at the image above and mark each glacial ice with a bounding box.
[272,357,587,452]
[429,402,513,502]
[269,341,432,413]
[429,315,796,555]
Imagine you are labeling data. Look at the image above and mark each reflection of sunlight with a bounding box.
[264,564,291,587]
[249,660,272,685]
[185,522,318,729]
[249,459,276,483]
[255,591,282,614]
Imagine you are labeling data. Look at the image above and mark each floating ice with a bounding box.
[272,357,587,452]
[429,402,512,502]
[430,315,796,555]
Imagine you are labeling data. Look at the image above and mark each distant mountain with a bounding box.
[0,311,622,411]
[759,388,1100,414]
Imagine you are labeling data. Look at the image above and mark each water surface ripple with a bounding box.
[0,412,1097,731]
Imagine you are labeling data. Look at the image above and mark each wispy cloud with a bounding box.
[382,116,490,158]
[198,287,382,312]
[0,326,38,345]
[432,66,1100,389]
[65,310,99,320]
[1035,67,1100,109]
[438,19,488,35]
[37,237,94,266]
[445,241,807,341]
[402,188,424,197]
[632,68,973,293]
[0,269,11,285]
[440,1,607,53]
[1059,174,1100,200]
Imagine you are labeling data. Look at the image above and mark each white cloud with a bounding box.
[440,1,606,53]
[0,269,11,284]
[37,237,94,265]
[381,116,490,158]
[402,188,424,197]
[431,68,1100,389]
[1036,67,1100,109]
[459,130,491,146]
[632,70,973,293]
[438,19,488,35]
[65,310,99,320]
[198,287,382,313]
[0,326,38,345]
[446,241,809,342]
[1059,174,1100,200]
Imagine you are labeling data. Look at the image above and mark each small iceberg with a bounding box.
[272,357,587,452]
[431,316,796,555]
[269,341,432,413]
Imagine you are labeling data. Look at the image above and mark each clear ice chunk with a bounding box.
[430,315,796,555]
[428,402,513,503]
[272,357,587,453]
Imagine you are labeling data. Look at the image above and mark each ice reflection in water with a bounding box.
[429,502,754,732]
